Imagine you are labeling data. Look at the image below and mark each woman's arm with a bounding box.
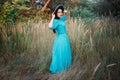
[48,13,55,28]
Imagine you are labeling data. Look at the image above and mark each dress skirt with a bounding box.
[49,33,72,73]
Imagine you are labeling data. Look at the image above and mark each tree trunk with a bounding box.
[41,0,51,11]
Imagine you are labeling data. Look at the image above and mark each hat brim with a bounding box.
[52,4,64,13]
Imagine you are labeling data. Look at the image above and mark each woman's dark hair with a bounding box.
[54,6,64,19]
[52,5,64,33]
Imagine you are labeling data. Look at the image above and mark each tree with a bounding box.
[106,0,120,16]
[41,0,51,11]
[93,0,120,18]
[40,0,72,13]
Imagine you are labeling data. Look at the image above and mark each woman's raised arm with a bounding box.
[48,13,55,28]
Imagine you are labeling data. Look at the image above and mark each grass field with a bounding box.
[0,16,120,80]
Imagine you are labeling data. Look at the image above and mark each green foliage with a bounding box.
[70,6,95,19]
[70,1,96,19]
[93,0,112,16]
[0,0,49,25]
[106,0,120,16]
[36,10,49,20]
[93,0,120,19]
[69,0,120,19]
[48,0,72,8]
[12,0,31,10]
[0,1,32,25]
[0,2,18,25]
[13,0,30,5]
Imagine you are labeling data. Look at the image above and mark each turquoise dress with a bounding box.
[49,15,72,73]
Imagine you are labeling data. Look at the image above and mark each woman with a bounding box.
[48,4,72,73]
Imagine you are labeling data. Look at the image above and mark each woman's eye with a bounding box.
[57,12,63,13]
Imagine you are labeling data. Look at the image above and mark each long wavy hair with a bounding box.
[52,5,64,33]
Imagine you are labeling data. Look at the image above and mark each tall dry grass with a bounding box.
[0,17,120,80]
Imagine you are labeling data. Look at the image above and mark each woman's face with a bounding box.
[57,9,63,18]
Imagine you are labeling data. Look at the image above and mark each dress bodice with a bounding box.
[50,15,67,34]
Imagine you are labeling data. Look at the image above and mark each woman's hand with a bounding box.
[49,13,55,28]
[52,13,55,19]
[63,10,67,15]
[64,10,67,13]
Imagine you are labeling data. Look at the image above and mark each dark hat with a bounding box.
[52,4,64,13]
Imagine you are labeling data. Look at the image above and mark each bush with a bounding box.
[70,1,96,19]
[0,2,18,25]
[93,0,120,19]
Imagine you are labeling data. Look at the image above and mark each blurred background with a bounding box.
[0,0,120,80]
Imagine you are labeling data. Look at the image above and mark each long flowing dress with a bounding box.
[49,15,72,73]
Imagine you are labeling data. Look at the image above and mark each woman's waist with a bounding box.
[56,32,67,35]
